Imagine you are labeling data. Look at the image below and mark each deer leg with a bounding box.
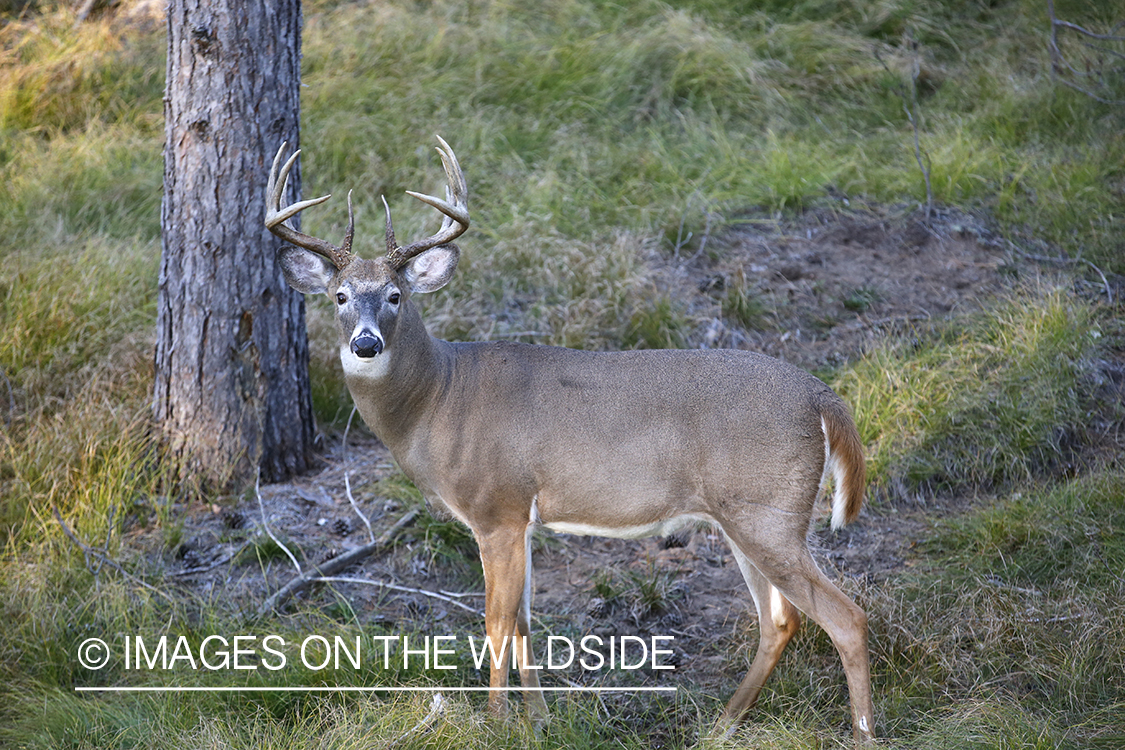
[514,523,549,724]
[715,544,802,733]
[477,521,534,720]
[724,522,875,745]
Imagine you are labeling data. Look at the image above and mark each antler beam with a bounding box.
[384,135,470,269]
[265,142,355,270]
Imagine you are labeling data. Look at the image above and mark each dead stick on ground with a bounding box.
[256,508,419,617]
[1008,243,1114,304]
[256,470,302,574]
[316,577,484,617]
[52,505,175,605]
[388,692,448,749]
[168,541,252,578]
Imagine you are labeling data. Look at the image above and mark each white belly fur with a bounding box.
[542,513,709,539]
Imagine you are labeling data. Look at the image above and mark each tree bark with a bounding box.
[155,0,316,491]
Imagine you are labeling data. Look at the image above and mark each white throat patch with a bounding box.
[340,343,392,380]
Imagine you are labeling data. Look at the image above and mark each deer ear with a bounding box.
[402,244,459,294]
[279,246,336,294]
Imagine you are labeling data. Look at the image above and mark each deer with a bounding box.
[264,136,875,744]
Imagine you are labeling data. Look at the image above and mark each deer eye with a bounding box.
[336,292,347,305]
[387,291,401,305]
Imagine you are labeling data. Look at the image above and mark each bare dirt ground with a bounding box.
[150,205,1102,714]
[674,203,1011,368]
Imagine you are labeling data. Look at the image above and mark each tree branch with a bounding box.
[256,508,419,616]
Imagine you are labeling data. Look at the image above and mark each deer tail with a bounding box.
[820,399,867,530]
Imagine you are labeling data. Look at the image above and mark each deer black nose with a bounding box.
[351,332,383,359]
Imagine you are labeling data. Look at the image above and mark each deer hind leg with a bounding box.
[722,522,875,745]
[715,542,802,733]
[515,522,548,723]
[476,520,547,722]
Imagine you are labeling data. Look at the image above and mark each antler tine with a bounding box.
[381,195,396,256]
[342,190,355,257]
[385,135,470,269]
[264,142,355,270]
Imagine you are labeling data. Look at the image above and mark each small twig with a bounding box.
[982,574,1042,597]
[1050,74,1125,106]
[256,469,301,574]
[340,407,377,543]
[100,505,117,560]
[1026,613,1084,624]
[684,210,715,267]
[0,367,14,427]
[337,409,377,545]
[1007,243,1114,304]
[168,541,251,577]
[1050,9,1125,42]
[1047,0,1125,105]
[875,39,934,225]
[316,577,484,616]
[1081,259,1114,305]
[52,505,174,604]
[438,589,485,599]
[388,692,448,749]
[344,474,376,545]
[256,508,419,616]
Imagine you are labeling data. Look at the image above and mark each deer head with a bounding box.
[265,136,469,363]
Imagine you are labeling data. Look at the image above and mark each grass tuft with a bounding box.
[834,285,1101,496]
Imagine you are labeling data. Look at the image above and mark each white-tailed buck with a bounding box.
[266,137,875,743]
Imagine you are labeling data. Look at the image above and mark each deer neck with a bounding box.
[340,302,454,451]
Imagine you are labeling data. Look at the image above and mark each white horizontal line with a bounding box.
[75,686,677,693]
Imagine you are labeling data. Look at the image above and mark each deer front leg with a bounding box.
[477,520,545,721]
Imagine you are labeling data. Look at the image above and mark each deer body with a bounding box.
[265,138,875,744]
[350,337,845,534]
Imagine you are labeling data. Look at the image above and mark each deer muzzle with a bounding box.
[351,331,384,359]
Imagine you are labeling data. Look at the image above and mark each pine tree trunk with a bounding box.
[154,0,316,491]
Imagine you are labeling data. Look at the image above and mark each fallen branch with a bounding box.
[388,692,447,748]
[1008,243,1114,304]
[256,508,419,616]
[1047,0,1125,105]
[255,470,303,574]
[168,541,251,577]
[53,505,174,605]
[316,576,484,617]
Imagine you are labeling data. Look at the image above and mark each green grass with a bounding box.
[928,471,1125,591]
[874,471,1125,746]
[2,0,1124,747]
[833,285,1102,497]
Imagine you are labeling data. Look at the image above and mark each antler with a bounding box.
[384,135,470,270]
[265,142,355,270]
